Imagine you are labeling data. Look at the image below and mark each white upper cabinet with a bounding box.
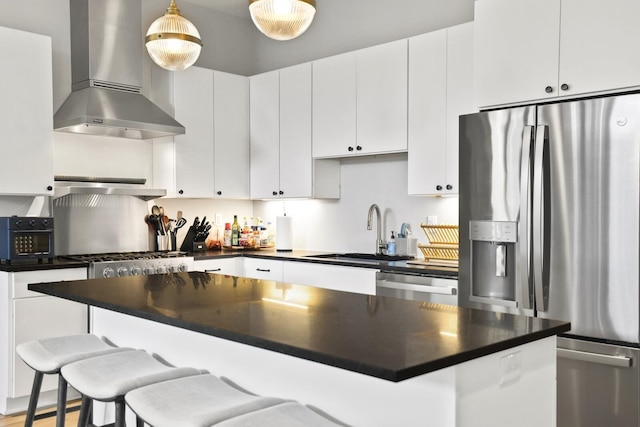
[475,0,640,108]
[312,52,357,158]
[1,27,54,195]
[313,40,408,158]
[250,64,340,200]
[356,39,408,156]
[173,67,249,198]
[408,23,475,196]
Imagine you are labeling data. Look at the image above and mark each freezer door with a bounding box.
[458,106,536,315]
[557,337,639,427]
[537,94,640,344]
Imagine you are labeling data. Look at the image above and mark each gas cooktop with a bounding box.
[62,251,194,279]
[63,251,189,263]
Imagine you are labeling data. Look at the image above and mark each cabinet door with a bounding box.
[0,27,53,195]
[559,0,640,96]
[250,71,280,199]
[174,66,215,197]
[279,63,312,198]
[283,262,377,295]
[474,0,561,108]
[408,30,447,196]
[214,72,250,199]
[356,39,408,155]
[445,22,475,194]
[242,258,283,282]
[312,52,357,158]
[13,297,87,397]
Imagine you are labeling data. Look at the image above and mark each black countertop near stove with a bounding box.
[30,272,569,382]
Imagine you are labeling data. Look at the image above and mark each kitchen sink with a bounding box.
[306,253,414,262]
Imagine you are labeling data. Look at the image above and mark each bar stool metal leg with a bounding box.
[77,395,92,427]
[24,371,44,427]
[56,374,68,427]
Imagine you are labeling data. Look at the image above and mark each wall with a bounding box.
[253,154,458,253]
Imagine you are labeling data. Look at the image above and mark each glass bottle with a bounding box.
[232,215,239,246]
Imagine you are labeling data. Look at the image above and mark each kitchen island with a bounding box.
[30,272,569,426]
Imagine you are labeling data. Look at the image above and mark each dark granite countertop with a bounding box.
[30,272,569,382]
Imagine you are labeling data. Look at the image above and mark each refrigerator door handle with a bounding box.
[558,348,632,368]
[533,125,548,312]
[519,126,534,310]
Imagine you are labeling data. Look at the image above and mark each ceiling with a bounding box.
[184,0,250,19]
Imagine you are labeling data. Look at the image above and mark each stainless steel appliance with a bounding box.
[376,272,457,305]
[63,252,194,279]
[0,216,54,263]
[459,93,640,426]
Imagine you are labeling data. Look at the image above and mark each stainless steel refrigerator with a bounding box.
[459,93,640,427]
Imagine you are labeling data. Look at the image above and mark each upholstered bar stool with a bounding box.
[61,350,202,427]
[125,374,347,427]
[125,374,289,427]
[213,402,348,427]
[16,334,132,427]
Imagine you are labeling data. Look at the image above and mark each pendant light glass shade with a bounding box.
[145,0,203,71]
[249,0,316,41]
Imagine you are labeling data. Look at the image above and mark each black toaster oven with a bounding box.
[0,216,54,262]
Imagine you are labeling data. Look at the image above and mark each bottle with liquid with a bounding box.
[231,215,239,246]
[223,223,232,247]
[387,231,396,255]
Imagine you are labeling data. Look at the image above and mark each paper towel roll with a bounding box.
[276,216,293,252]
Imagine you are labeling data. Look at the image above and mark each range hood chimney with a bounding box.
[54,0,185,140]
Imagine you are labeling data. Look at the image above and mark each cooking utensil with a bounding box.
[174,218,187,230]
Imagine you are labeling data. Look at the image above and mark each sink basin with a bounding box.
[307,253,414,262]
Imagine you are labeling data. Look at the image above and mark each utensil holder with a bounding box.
[156,235,170,252]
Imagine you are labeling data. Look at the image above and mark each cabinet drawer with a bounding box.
[11,268,87,299]
[242,258,283,282]
[283,261,377,295]
[194,258,240,276]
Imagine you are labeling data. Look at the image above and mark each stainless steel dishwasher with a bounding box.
[375,272,457,305]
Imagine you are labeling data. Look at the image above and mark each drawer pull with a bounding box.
[205,268,222,272]
[256,268,271,272]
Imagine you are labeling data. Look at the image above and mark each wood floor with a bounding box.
[0,402,81,427]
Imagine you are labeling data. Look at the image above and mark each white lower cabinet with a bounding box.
[0,268,88,414]
[194,258,241,276]
[241,258,284,282]
[283,262,377,295]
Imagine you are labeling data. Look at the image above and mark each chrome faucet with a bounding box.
[367,204,385,255]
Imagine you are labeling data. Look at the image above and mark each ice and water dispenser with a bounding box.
[468,220,519,307]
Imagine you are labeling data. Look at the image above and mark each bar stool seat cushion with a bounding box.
[16,334,130,374]
[61,350,201,401]
[213,402,346,427]
[125,374,289,427]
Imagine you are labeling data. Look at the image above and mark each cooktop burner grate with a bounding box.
[62,251,189,263]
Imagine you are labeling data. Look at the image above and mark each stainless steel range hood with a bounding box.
[53,176,166,201]
[54,0,185,140]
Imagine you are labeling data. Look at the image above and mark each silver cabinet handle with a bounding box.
[376,280,457,295]
[558,348,632,368]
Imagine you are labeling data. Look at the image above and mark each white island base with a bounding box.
[90,308,557,427]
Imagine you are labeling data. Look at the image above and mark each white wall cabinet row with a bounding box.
[0,268,88,414]
[408,22,474,196]
[170,67,250,199]
[312,39,408,159]
[250,63,340,200]
[0,26,54,196]
[475,0,640,108]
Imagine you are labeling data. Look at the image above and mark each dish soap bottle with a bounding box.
[387,231,396,255]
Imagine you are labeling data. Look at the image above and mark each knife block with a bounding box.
[179,226,198,252]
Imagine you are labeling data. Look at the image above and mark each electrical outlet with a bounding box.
[215,213,222,226]
[499,351,522,385]
[427,216,438,225]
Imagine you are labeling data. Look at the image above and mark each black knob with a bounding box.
[28,219,37,227]
[446,184,453,190]
[46,186,53,191]
[216,191,222,196]
[178,190,184,195]
[15,219,23,227]
[545,86,553,93]
[560,83,569,91]
[436,185,443,191]
[41,219,49,227]
[272,191,278,196]
[348,146,354,152]
[279,190,284,195]
[356,146,362,151]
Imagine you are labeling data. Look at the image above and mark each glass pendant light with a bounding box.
[249,0,317,41]
[145,0,203,71]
